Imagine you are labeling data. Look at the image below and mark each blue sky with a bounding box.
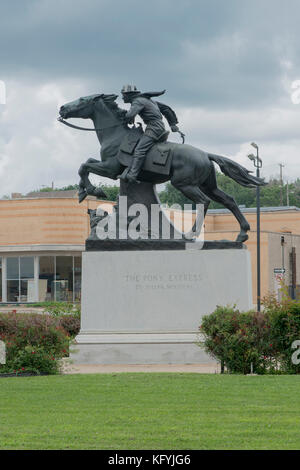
[1,0,300,196]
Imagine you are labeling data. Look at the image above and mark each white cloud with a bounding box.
[0,79,110,197]
[1,76,300,198]
[178,105,300,181]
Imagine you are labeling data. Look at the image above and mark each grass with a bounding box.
[1,373,300,450]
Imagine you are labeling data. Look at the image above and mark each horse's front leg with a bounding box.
[78,161,96,203]
[78,158,121,203]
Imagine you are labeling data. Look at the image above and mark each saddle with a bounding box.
[117,127,173,176]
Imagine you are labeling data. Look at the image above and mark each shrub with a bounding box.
[7,345,60,375]
[44,303,81,337]
[262,293,300,374]
[44,302,81,318]
[57,314,80,337]
[199,306,274,374]
[199,297,300,374]
[0,312,70,375]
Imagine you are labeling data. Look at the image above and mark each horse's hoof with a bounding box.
[78,190,88,203]
[126,175,141,184]
[236,233,249,243]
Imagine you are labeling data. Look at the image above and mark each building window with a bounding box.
[6,257,34,302]
[39,256,55,301]
[74,257,82,302]
[55,256,73,302]
[39,255,82,302]
[1,254,81,303]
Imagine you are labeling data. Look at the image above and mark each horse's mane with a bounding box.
[102,95,126,123]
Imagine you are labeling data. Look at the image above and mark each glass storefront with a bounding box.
[55,256,73,302]
[7,257,35,302]
[38,256,81,302]
[39,256,55,301]
[74,257,82,302]
[2,255,82,303]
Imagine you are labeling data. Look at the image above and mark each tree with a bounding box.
[32,184,79,193]
[157,175,300,209]
[157,175,256,209]
[100,184,120,202]
[158,183,193,208]
[15,176,300,208]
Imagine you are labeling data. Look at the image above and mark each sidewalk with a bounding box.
[62,362,221,374]
[0,307,44,314]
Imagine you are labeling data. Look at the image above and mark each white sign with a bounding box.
[0,341,6,364]
[274,268,285,274]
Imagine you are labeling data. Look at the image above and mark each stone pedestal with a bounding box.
[71,246,253,364]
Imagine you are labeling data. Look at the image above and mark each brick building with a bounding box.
[1,190,300,306]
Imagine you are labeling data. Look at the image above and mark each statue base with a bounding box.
[71,246,253,365]
[85,239,244,251]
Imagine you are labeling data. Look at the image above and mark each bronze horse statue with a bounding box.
[58,93,265,242]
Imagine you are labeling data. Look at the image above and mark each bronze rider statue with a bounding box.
[119,85,183,184]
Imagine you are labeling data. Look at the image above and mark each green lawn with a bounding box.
[0,373,300,450]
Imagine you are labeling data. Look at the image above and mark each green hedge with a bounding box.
[0,312,80,375]
[199,294,300,374]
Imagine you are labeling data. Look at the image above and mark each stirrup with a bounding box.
[118,168,130,181]
[118,168,141,184]
[126,173,141,184]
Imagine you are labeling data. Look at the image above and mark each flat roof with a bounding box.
[207,206,300,214]
[0,244,84,253]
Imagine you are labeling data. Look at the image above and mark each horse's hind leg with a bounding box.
[171,182,211,238]
[202,184,250,242]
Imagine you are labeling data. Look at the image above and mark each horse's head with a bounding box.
[59,93,125,124]
[59,94,103,120]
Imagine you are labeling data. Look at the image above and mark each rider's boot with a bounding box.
[119,134,154,183]
[121,157,145,184]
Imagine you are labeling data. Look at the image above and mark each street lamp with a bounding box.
[248,142,262,312]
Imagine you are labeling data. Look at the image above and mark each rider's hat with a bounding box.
[121,84,140,94]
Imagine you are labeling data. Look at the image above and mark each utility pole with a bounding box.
[291,247,296,300]
[279,163,284,206]
[248,143,262,312]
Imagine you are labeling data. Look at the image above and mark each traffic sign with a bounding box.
[274,268,285,274]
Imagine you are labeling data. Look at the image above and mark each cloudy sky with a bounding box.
[1,0,300,197]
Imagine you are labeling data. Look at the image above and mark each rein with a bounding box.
[57,116,121,132]
[58,117,185,144]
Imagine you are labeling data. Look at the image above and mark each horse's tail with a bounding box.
[208,153,266,188]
